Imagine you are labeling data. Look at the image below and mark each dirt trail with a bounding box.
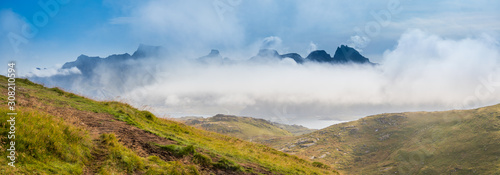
[16,93,179,174]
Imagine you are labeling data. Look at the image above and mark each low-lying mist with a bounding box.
[29,30,500,129]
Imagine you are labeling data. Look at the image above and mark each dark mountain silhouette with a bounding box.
[29,44,163,98]
[305,50,333,63]
[248,45,373,65]
[61,44,163,77]
[257,49,280,58]
[198,49,234,64]
[206,49,220,57]
[132,44,163,58]
[249,49,305,63]
[29,44,375,99]
[306,45,374,64]
[332,45,372,64]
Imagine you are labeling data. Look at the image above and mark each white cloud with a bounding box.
[100,0,500,60]
[0,9,29,59]
[260,36,282,49]
[28,29,500,129]
[381,29,500,106]
[348,35,370,51]
[19,0,500,128]
[0,9,25,34]
[110,0,245,53]
[307,42,317,53]
[389,14,500,38]
[27,66,81,77]
[111,30,500,128]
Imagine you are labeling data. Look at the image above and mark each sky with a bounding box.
[1,0,500,128]
[1,0,499,73]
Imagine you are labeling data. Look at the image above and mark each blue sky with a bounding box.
[1,0,499,74]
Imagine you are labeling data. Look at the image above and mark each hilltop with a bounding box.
[266,105,500,174]
[180,114,316,141]
[0,76,338,174]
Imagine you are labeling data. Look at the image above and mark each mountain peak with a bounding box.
[132,44,163,58]
[305,50,332,63]
[257,49,280,58]
[208,49,220,57]
[198,49,228,64]
[332,45,372,64]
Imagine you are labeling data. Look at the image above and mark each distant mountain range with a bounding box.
[60,44,163,78]
[28,44,375,98]
[206,44,374,65]
[28,44,164,98]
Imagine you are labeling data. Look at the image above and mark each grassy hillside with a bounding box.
[272,123,317,136]
[267,105,500,174]
[181,114,314,141]
[0,76,338,174]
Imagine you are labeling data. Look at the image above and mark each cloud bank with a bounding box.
[29,30,500,129]
[117,30,500,128]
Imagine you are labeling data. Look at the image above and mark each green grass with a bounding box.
[214,157,242,171]
[0,108,92,174]
[192,152,212,166]
[158,144,196,157]
[98,133,145,174]
[97,133,199,175]
[182,114,295,141]
[100,102,336,174]
[0,77,338,174]
[268,105,500,174]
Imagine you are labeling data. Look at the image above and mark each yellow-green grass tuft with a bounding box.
[0,108,92,174]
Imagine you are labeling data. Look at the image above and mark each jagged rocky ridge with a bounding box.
[246,45,373,65]
[28,44,374,98]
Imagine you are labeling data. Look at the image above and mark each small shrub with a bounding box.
[312,161,329,169]
[193,153,212,166]
[100,133,145,173]
[214,157,241,171]
[50,87,66,95]
[160,144,196,157]
[142,111,155,120]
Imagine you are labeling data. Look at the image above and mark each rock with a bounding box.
[296,138,316,145]
[300,143,316,148]
[375,115,406,126]
[379,133,391,141]
[348,128,359,135]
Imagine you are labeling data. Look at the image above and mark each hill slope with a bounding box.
[180,114,316,141]
[0,77,338,174]
[267,106,500,174]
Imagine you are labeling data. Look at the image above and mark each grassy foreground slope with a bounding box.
[181,114,315,142]
[268,105,500,174]
[0,76,338,175]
